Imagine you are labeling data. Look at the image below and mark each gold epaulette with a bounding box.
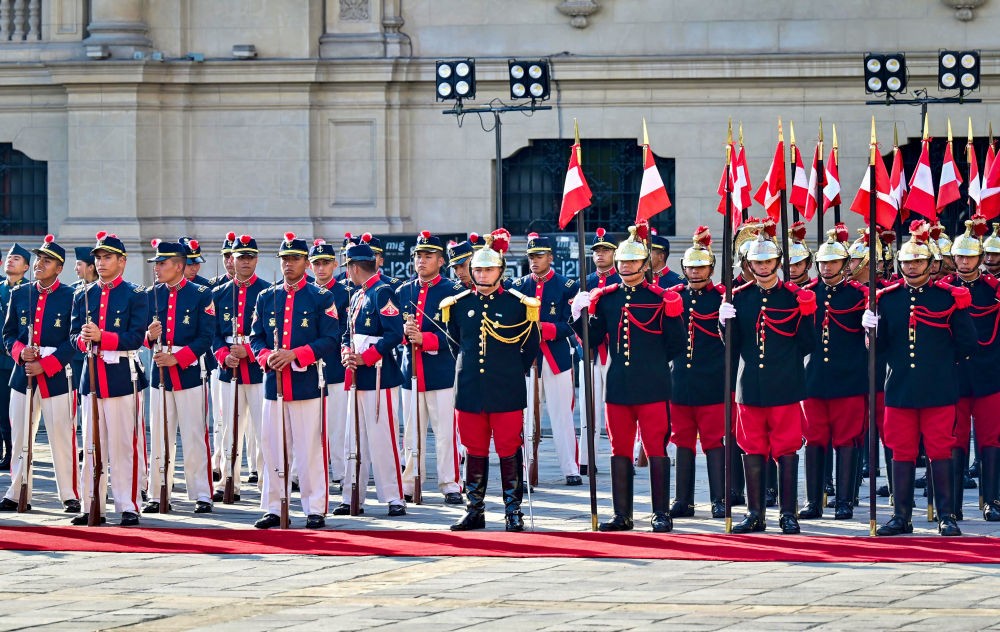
[439,289,472,323]
[508,288,541,322]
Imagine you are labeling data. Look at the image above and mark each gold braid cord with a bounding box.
[480,316,536,351]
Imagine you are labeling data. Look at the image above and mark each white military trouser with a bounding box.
[147,385,213,503]
[342,386,404,508]
[211,370,224,470]
[260,397,328,516]
[80,393,142,516]
[401,385,460,496]
[217,380,264,488]
[578,357,610,468]
[528,361,580,477]
[326,382,349,483]
[4,389,78,504]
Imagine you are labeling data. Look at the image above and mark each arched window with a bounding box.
[0,144,47,235]
[501,138,675,235]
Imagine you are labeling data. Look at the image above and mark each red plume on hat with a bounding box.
[361,233,372,244]
[420,230,431,239]
[44,234,54,244]
[761,217,777,239]
[693,226,711,248]
[595,227,606,238]
[834,223,850,244]
[879,229,896,245]
[188,239,199,250]
[96,231,107,240]
[634,219,649,242]
[150,238,161,248]
[490,229,510,254]
[109,234,117,239]
[314,238,325,246]
[226,231,236,242]
[910,220,930,244]
[240,234,251,244]
[527,232,539,239]
[929,222,943,241]
[971,213,989,238]
[789,221,807,243]
[284,232,296,243]
[344,232,352,239]
[469,232,480,244]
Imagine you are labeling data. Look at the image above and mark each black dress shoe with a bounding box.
[505,511,525,532]
[779,514,800,534]
[877,484,891,498]
[212,469,222,483]
[387,503,406,517]
[142,501,169,513]
[119,512,140,526]
[798,502,823,520]
[444,492,464,505]
[731,513,766,533]
[63,499,81,514]
[332,503,362,516]
[651,512,673,533]
[70,513,106,526]
[939,516,962,536]
[876,516,913,536]
[254,513,281,529]
[212,489,224,502]
[291,480,300,493]
[248,471,259,484]
[598,514,633,532]
[403,494,413,503]
[0,498,18,512]
[566,475,583,486]
[451,511,486,531]
[194,501,213,514]
[305,514,326,529]
[711,500,726,519]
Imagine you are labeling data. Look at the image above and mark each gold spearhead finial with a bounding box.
[922,112,929,141]
[832,122,838,165]
[947,117,953,143]
[739,121,744,147]
[726,118,732,165]
[870,116,877,166]
[574,118,581,165]
[790,120,796,146]
[818,118,823,153]
[642,117,649,146]
[778,117,784,144]
[894,122,899,147]
[991,122,994,145]
[968,116,974,145]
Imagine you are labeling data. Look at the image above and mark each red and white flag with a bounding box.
[732,145,753,213]
[888,147,908,214]
[985,141,997,187]
[903,139,937,221]
[936,141,963,212]
[822,145,841,214]
[716,146,740,230]
[635,145,672,223]
[968,142,982,206]
[850,151,897,229]
[803,145,822,221]
[753,140,785,222]
[788,145,809,214]
[557,144,593,229]
[980,149,1000,220]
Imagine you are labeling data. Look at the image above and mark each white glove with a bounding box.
[862,309,879,331]
[571,291,592,320]
[719,301,736,323]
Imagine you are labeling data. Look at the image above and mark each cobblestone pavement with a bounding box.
[1,431,999,631]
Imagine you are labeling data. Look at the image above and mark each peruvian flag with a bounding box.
[635,144,672,222]
[985,141,997,187]
[850,151,897,229]
[889,148,908,214]
[980,149,1000,219]
[968,142,982,206]
[753,139,785,222]
[904,140,937,221]
[803,145,822,221]
[936,142,963,212]
[732,145,753,213]
[822,145,841,214]
[788,145,809,214]
[557,144,593,229]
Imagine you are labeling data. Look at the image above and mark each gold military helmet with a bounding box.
[815,223,851,262]
[745,217,780,262]
[951,214,989,257]
[984,222,1000,254]
[929,221,949,260]
[470,229,510,269]
[898,220,933,262]
[787,220,812,265]
[733,217,762,264]
[615,224,648,262]
[682,225,715,267]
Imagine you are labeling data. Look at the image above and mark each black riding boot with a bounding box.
[835,446,856,519]
[732,454,766,533]
[877,460,914,535]
[982,446,1000,521]
[451,455,488,531]
[649,456,672,532]
[798,445,825,519]
[778,453,800,534]
[669,447,695,518]
[932,458,961,536]
[706,447,726,518]
[500,452,525,532]
[765,458,778,507]
[951,447,966,521]
[599,456,634,531]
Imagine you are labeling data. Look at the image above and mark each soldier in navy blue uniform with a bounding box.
[445,229,541,532]
[447,237,475,289]
[719,228,817,535]
[650,231,684,288]
[69,232,149,526]
[397,231,464,503]
[786,221,813,287]
[250,232,339,529]
[0,236,80,513]
[0,243,29,469]
[869,220,977,537]
[209,233,236,480]
[571,225,686,533]
[307,238,351,489]
[335,238,407,517]
[514,233,582,485]
[667,227,728,520]
[69,247,98,429]
[361,234,404,289]
[140,240,216,514]
[179,236,211,287]
[578,227,620,476]
[211,234,270,500]
[798,226,867,521]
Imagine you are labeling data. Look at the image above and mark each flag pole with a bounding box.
[833,123,841,224]
[969,117,977,218]
[816,119,825,247]
[790,121,800,222]
[723,118,735,535]
[778,119,791,282]
[867,116,879,537]
[573,120,599,532]
[948,117,957,236]
[739,123,748,223]
[641,118,654,284]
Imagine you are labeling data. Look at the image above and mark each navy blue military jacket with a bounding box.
[512,269,579,375]
[577,281,686,406]
[316,278,350,386]
[875,279,977,408]
[804,278,869,399]
[397,274,462,392]
[0,277,25,371]
[212,274,269,385]
[728,281,816,407]
[185,274,217,373]
[145,278,214,391]
[669,281,726,407]
[249,277,339,401]
[2,280,76,397]
[70,276,150,398]
[653,266,685,289]
[341,274,404,391]
[947,273,1000,398]
[446,286,540,413]
[585,268,620,365]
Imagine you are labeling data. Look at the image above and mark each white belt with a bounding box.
[37,346,56,357]
[224,336,246,345]
[352,334,380,354]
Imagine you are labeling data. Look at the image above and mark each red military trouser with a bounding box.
[606,402,669,458]
[457,410,524,458]
[736,403,803,459]
[883,405,956,462]
[669,403,724,452]
[956,391,1000,451]
[801,395,865,448]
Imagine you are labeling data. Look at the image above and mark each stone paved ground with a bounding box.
[1,429,999,630]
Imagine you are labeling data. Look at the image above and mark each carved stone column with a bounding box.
[320,0,410,58]
[83,0,151,56]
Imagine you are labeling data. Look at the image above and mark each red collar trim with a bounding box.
[100,275,123,290]
[363,274,380,290]
[167,277,187,292]
[533,269,555,283]
[420,274,441,288]
[598,268,616,278]
[36,279,60,294]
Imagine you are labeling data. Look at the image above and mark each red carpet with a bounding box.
[0,527,998,562]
